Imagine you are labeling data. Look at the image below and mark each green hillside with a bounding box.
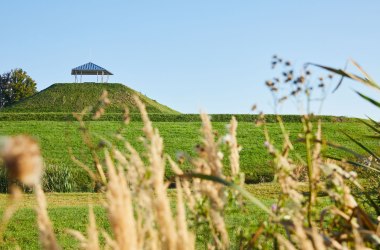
[1,83,179,114]
[0,120,376,191]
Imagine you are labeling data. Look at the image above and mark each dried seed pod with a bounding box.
[123,107,130,124]
[271,87,278,92]
[93,108,105,120]
[0,135,43,186]
[176,152,186,164]
[279,96,288,103]
[299,76,305,83]
[265,80,274,87]
[285,75,293,82]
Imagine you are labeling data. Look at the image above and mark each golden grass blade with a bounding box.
[35,184,60,250]
[104,149,138,250]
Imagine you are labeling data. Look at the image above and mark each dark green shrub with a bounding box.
[0,167,8,193]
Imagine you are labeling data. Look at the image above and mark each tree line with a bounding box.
[0,69,37,108]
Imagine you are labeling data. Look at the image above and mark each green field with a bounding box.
[0,183,312,249]
[0,119,376,191]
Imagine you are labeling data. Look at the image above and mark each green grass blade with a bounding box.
[326,155,380,173]
[342,131,380,162]
[300,138,365,159]
[308,63,380,91]
[357,118,380,135]
[356,91,380,108]
[366,116,380,127]
[364,135,380,139]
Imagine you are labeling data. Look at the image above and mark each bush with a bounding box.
[42,165,74,192]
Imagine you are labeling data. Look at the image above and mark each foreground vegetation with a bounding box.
[0,59,379,249]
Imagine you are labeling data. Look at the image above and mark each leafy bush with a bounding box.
[42,165,73,192]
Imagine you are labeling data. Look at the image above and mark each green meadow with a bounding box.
[0,119,376,190]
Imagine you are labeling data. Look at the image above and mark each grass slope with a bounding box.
[0,120,376,190]
[1,83,179,114]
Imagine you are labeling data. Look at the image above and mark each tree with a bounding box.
[0,68,37,108]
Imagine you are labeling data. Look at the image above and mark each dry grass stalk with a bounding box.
[309,120,322,215]
[187,113,229,249]
[0,135,59,249]
[134,96,178,250]
[226,116,240,177]
[0,185,22,244]
[292,218,314,250]
[175,178,195,250]
[66,206,99,250]
[169,113,244,249]
[104,149,138,250]
[226,116,244,205]
[35,183,60,250]
[276,234,297,250]
[168,157,196,212]
[0,135,42,186]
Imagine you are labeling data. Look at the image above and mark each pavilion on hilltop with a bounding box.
[71,62,113,83]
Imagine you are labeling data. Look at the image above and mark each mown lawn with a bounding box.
[0,185,280,249]
[0,120,377,189]
[0,182,338,249]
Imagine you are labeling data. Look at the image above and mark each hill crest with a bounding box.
[1,83,179,114]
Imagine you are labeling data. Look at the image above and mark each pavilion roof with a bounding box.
[71,62,113,75]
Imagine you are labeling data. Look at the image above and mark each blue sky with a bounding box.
[2,1,380,118]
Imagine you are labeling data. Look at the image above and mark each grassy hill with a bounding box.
[1,83,179,114]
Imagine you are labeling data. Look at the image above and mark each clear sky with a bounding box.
[2,1,380,118]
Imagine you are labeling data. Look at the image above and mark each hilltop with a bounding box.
[1,83,179,114]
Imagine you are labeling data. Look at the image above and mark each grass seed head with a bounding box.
[0,135,42,186]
